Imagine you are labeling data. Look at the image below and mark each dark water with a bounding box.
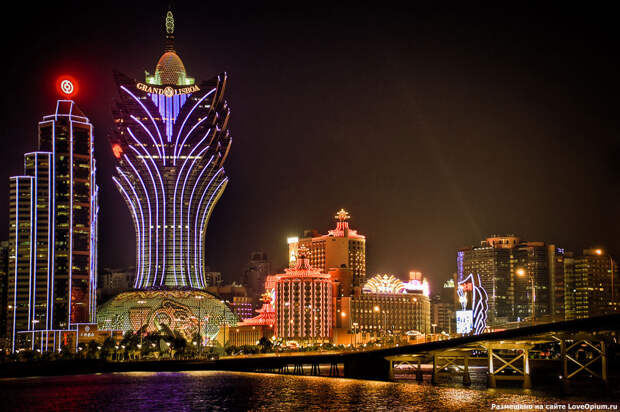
[0,371,617,411]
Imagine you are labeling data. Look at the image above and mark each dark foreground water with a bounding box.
[0,371,618,411]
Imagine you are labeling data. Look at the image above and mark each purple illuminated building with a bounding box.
[109,10,231,289]
[97,10,237,341]
[8,99,99,352]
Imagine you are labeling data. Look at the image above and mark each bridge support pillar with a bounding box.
[311,363,320,376]
[415,358,423,382]
[556,334,608,392]
[463,355,471,386]
[329,362,339,377]
[431,354,438,385]
[430,350,471,386]
[484,343,533,389]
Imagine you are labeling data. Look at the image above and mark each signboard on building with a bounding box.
[456,310,473,334]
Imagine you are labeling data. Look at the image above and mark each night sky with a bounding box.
[1,2,619,292]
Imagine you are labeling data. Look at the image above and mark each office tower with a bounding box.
[288,209,366,287]
[511,242,566,322]
[97,9,236,341]
[241,251,271,308]
[569,248,619,319]
[457,235,516,325]
[98,267,134,303]
[203,270,222,287]
[8,96,99,352]
[458,235,567,325]
[274,252,333,342]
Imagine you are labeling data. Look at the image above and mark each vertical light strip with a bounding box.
[129,115,164,160]
[117,167,146,288]
[197,177,227,288]
[67,119,74,327]
[172,89,215,165]
[51,123,56,330]
[113,176,142,288]
[173,143,210,287]
[127,129,167,286]
[28,161,35,332]
[192,167,222,286]
[124,155,154,286]
[186,160,217,286]
[128,145,160,285]
[178,147,211,287]
[174,116,210,161]
[11,179,19,352]
[120,86,166,165]
[46,153,51,333]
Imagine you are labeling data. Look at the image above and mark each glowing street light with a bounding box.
[516,268,535,325]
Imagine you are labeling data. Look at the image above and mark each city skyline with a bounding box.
[0,2,619,291]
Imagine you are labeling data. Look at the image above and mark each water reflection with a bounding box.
[0,371,615,411]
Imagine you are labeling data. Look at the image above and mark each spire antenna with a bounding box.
[165,8,175,51]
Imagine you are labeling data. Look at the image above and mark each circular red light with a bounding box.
[56,75,79,98]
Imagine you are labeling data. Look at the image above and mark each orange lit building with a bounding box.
[288,209,366,287]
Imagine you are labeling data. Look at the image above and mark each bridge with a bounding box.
[215,313,620,390]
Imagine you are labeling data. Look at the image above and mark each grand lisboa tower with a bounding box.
[98,10,237,341]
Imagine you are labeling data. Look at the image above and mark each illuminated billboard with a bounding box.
[456,273,488,334]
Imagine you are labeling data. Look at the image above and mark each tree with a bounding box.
[258,337,273,353]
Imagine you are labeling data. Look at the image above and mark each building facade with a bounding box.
[288,209,366,287]
[566,249,619,319]
[343,274,431,341]
[241,251,271,309]
[274,254,333,342]
[8,99,99,352]
[98,267,134,303]
[109,10,231,289]
[458,235,566,325]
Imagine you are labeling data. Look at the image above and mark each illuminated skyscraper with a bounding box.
[109,9,231,288]
[8,93,99,352]
[566,248,619,319]
[98,9,236,341]
[288,209,366,287]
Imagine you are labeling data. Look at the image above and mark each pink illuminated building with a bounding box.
[275,252,334,342]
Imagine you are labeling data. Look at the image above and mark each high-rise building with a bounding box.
[274,253,333,342]
[8,94,99,352]
[109,9,231,289]
[458,235,567,326]
[241,251,271,308]
[97,9,236,341]
[203,270,222,287]
[457,235,516,325]
[567,248,619,319]
[97,267,134,303]
[288,209,366,287]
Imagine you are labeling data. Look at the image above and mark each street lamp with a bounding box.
[431,323,437,341]
[516,268,535,325]
[373,306,381,339]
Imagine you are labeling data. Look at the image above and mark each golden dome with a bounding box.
[155,51,186,85]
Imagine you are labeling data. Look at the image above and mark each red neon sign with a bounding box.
[56,75,79,98]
